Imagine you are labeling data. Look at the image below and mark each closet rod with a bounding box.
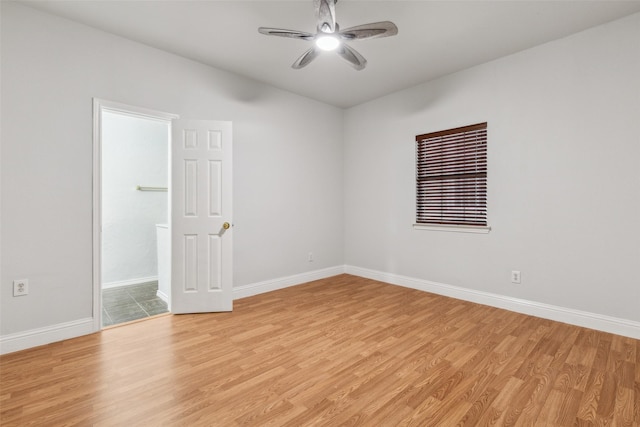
[136,186,168,192]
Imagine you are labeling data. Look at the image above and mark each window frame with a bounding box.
[414,122,490,234]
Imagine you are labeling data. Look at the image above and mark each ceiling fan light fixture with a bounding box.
[258,0,398,69]
[315,34,340,51]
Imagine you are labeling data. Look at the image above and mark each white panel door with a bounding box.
[171,120,232,313]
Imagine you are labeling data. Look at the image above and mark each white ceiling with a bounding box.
[19,0,640,108]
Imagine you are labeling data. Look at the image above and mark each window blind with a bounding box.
[416,122,487,226]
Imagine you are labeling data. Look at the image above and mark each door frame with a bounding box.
[92,98,179,332]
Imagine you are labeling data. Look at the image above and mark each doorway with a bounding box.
[93,100,178,329]
[93,100,234,332]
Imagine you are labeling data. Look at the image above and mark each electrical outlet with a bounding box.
[13,279,29,296]
[308,252,314,262]
[511,271,521,284]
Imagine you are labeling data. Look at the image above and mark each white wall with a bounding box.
[344,12,640,324]
[101,112,168,287]
[0,3,344,336]
[2,1,638,347]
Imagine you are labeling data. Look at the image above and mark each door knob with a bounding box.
[223,222,230,230]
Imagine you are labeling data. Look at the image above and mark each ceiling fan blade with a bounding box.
[292,47,320,69]
[337,44,367,71]
[314,0,336,33]
[339,21,398,40]
[258,27,315,41]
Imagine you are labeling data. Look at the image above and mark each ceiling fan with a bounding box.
[258,0,398,71]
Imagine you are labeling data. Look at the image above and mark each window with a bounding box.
[415,122,488,230]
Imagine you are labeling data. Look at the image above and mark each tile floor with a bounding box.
[102,281,169,327]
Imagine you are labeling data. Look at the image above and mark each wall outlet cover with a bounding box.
[13,279,29,296]
[511,271,521,284]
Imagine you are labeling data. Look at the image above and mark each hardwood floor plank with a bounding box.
[475,405,506,427]
[576,368,605,423]
[633,381,640,425]
[611,385,635,427]
[513,367,556,426]
[1,274,638,426]
[597,371,619,419]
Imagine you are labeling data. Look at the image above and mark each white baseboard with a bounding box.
[156,289,169,304]
[345,265,640,340]
[5,265,636,355]
[233,265,346,300]
[0,268,344,355]
[102,276,158,289]
[0,318,95,355]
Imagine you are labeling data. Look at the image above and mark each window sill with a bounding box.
[413,224,491,234]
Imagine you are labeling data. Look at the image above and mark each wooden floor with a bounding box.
[1,274,638,426]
